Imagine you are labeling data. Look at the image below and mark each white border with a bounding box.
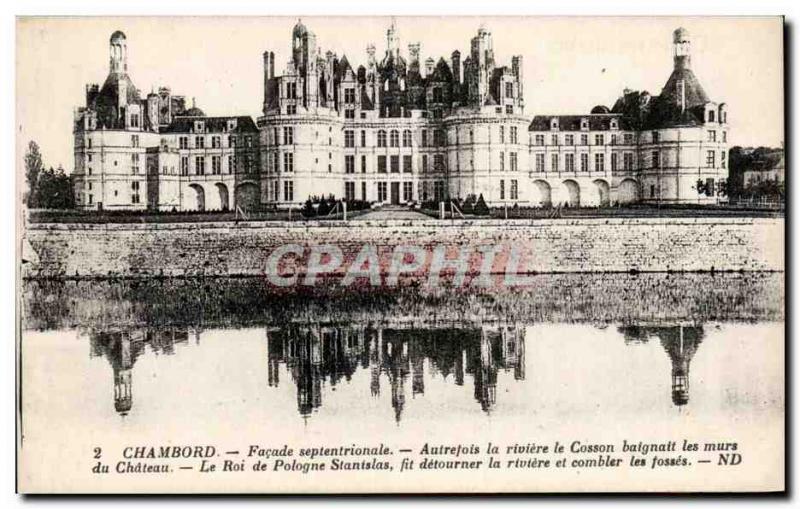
[3,1,795,506]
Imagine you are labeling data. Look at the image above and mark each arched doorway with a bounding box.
[215,183,230,211]
[592,179,611,207]
[188,183,205,211]
[617,178,639,204]
[235,182,260,212]
[532,180,552,207]
[562,179,580,207]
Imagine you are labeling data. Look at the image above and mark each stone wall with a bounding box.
[22,217,784,279]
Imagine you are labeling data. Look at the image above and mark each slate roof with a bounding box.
[529,114,630,131]
[161,116,259,134]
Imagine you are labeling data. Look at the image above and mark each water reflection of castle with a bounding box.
[89,328,195,415]
[88,323,704,418]
[620,325,704,406]
[266,325,526,422]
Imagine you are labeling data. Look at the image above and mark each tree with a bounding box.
[474,194,490,216]
[24,141,44,207]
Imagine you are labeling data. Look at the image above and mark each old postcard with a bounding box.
[16,15,784,494]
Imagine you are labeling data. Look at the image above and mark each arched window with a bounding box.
[390,130,399,147]
[402,130,412,147]
[377,130,387,147]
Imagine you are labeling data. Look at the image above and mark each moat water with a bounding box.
[20,273,783,447]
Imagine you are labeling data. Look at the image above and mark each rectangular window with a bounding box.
[283,127,294,145]
[565,153,575,172]
[500,126,505,143]
[422,154,429,173]
[390,155,400,173]
[195,156,205,176]
[421,130,428,147]
[287,82,297,99]
[510,152,518,171]
[580,153,588,172]
[360,130,366,147]
[510,126,518,144]
[652,150,660,169]
[624,133,634,144]
[499,152,505,171]
[195,136,205,149]
[722,131,727,143]
[131,153,139,174]
[287,105,297,115]
[230,155,236,173]
[595,134,604,145]
[284,152,294,172]
[535,134,544,146]
[623,152,634,171]
[610,134,618,145]
[361,182,367,201]
[510,179,518,200]
[432,181,444,201]
[361,155,367,173]
[403,181,413,202]
[345,181,355,201]
[212,156,221,175]
[403,155,412,173]
[505,82,513,98]
[377,182,388,202]
[721,151,727,169]
[708,130,717,142]
[180,156,189,175]
[580,134,588,145]
[506,105,513,114]
[212,136,221,148]
[434,154,445,171]
[594,153,605,172]
[551,153,559,172]
[706,150,716,168]
[283,180,294,201]
[378,155,387,173]
[535,153,545,172]
[345,155,355,174]
[705,178,715,197]
[551,134,558,146]
[344,88,356,104]
[611,153,618,172]
[652,131,660,143]
[131,135,139,148]
[565,134,574,146]
[499,179,505,200]
[378,131,387,147]
[345,130,354,148]
[402,130,412,147]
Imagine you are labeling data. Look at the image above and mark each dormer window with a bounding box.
[580,119,589,130]
[610,119,618,129]
[194,121,205,133]
[550,118,559,130]
[227,119,237,132]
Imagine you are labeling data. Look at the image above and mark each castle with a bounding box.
[72,21,730,211]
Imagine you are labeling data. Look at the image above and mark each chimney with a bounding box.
[451,50,461,83]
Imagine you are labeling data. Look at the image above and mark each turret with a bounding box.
[109,30,127,74]
[673,27,691,71]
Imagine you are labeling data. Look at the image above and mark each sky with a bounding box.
[16,16,784,173]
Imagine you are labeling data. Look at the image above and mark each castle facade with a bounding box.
[72,22,730,211]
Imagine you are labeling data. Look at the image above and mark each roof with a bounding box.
[110,30,126,43]
[529,114,629,132]
[659,67,710,111]
[161,116,259,134]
